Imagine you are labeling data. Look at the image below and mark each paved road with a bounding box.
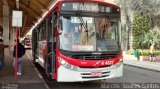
[26,50,160,89]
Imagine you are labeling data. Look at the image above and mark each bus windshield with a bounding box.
[59,15,120,52]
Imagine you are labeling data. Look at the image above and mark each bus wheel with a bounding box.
[47,73,52,81]
[33,55,37,64]
[45,64,52,80]
[45,68,52,81]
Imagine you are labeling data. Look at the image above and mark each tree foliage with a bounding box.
[132,14,150,49]
[143,28,160,49]
[116,0,160,49]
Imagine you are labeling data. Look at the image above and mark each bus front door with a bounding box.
[46,10,57,79]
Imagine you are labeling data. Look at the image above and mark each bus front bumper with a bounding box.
[57,63,123,82]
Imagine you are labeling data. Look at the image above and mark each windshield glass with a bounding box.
[59,15,120,52]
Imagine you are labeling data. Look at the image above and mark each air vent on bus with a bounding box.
[79,65,112,68]
[72,54,118,60]
[82,75,109,79]
[81,71,110,75]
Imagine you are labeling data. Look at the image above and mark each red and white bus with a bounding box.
[32,0,123,82]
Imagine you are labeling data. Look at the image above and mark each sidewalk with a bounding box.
[123,52,160,72]
[0,49,48,89]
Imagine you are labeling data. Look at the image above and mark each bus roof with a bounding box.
[49,0,119,9]
[31,0,119,31]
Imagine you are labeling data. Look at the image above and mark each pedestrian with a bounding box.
[13,39,25,75]
[149,43,155,62]
[0,39,9,71]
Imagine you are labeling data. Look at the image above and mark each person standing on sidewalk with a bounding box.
[13,39,25,75]
[0,39,9,71]
[149,43,155,62]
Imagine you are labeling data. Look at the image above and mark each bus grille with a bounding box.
[82,75,109,79]
[79,65,112,68]
[72,54,118,60]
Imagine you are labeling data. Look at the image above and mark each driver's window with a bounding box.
[98,18,110,39]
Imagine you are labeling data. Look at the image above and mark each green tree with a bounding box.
[116,0,144,50]
[116,0,160,50]
[143,27,160,49]
[132,14,150,49]
[133,0,160,28]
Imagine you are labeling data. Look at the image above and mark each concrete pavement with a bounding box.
[123,52,160,72]
[0,49,49,89]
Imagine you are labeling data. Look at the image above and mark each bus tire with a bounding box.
[33,54,37,64]
[47,73,52,81]
[45,58,52,80]
[45,67,52,80]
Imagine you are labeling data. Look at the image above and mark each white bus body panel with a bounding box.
[57,63,123,82]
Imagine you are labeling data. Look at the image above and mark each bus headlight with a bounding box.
[58,57,66,65]
[61,60,66,65]
[120,58,123,62]
[58,57,79,71]
[112,58,123,68]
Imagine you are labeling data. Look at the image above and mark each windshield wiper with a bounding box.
[76,12,89,44]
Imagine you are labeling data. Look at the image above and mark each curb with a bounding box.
[123,63,160,72]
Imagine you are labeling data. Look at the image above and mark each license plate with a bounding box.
[91,72,102,76]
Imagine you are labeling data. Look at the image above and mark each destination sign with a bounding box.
[61,2,120,14]
[71,17,93,23]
